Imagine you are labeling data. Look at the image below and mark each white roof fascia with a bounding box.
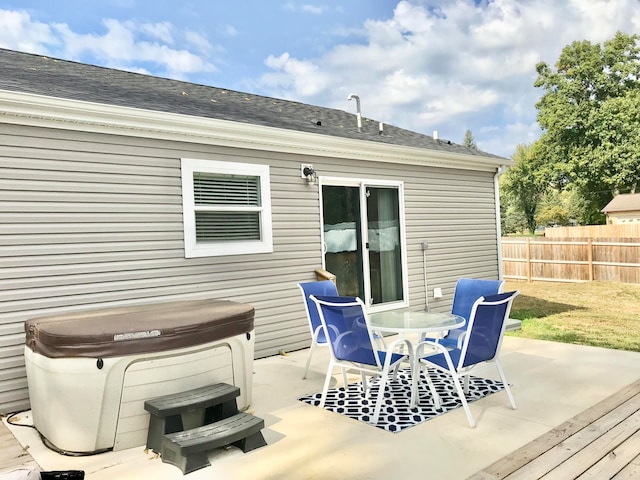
[0,89,510,172]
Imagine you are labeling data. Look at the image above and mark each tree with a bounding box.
[533,31,640,223]
[534,189,583,227]
[500,143,548,234]
[462,129,478,149]
[500,195,529,235]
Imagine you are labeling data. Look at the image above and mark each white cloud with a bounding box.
[1,11,217,80]
[0,9,58,54]
[565,0,640,43]
[300,4,325,15]
[263,52,332,96]
[258,0,639,157]
[53,19,136,61]
[220,24,239,37]
[283,2,327,14]
[479,121,542,160]
[185,30,216,54]
[139,21,174,44]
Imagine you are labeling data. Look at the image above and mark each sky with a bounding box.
[0,1,639,158]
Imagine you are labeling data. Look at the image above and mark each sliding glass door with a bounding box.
[321,179,407,310]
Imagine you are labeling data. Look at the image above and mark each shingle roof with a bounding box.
[0,48,503,159]
[601,193,640,213]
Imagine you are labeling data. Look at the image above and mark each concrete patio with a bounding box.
[4,336,640,480]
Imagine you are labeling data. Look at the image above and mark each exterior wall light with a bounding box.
[300,164,317,184]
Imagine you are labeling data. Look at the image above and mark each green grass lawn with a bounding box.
[504,281,640,352]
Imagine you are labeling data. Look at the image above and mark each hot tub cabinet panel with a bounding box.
[24,299,255,453]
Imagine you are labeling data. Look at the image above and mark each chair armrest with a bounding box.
[415,340,457,372]
[421,331,446,343]
[385,337,413,363]
[415,339,449,360]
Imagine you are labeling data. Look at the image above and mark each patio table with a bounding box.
[369,310,464,407]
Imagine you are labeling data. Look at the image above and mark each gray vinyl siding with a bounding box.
[0,123,498,413]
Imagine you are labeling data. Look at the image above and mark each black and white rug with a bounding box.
[298,368,506,433]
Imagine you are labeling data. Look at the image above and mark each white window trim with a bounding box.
[181,158,273,257]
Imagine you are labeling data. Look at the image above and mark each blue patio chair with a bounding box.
[298,280,339,379]
[310,295,412,425]
[412,291,519,428]
[428,278,505,349]
[298,280,387,379]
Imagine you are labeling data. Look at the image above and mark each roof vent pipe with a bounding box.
[347,93,362,132]
[433,130,439,140]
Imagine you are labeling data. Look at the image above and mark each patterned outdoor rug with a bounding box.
[298,368,506,433]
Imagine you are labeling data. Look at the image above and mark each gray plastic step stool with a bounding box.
[161,412,267,474]
[144,383,240,453]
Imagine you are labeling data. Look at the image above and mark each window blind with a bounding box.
[195,212,260,241]
[194,173,260,206]
[193,173,261,241]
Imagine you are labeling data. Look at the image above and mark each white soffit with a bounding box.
[0,90,509,172]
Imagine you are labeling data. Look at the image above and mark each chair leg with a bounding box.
[304,327,324,379]
[391,362,401,381]
[451,373,475,428]
[319,360,335,408]
[411,364,441,409]
[423,368,441,409]
[303,341,317,379]
[495,359,517,409]
[371,373,389,424]
[410,361,421,407]
[342,367,350,389]
[360,371,368,393]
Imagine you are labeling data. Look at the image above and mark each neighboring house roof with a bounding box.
[0,48,504,163]
[602,193,640,213]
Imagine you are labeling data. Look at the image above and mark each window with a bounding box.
[181,158,273,257]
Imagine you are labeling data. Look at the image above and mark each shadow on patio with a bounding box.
[4,336,640,480]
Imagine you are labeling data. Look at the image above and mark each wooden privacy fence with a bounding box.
[502,238,640,283]
[544,224,640,239]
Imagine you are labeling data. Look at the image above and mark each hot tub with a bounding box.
[24,299,255,454]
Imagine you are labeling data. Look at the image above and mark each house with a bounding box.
[0,48,510,413]
[602,193,640,224]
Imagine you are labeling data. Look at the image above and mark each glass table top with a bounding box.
[369,310,465,333]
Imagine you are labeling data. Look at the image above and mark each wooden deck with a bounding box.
[0,418,39,473]
[469,379,640,479]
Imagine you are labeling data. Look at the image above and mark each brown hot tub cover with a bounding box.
[25,299,254,358]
